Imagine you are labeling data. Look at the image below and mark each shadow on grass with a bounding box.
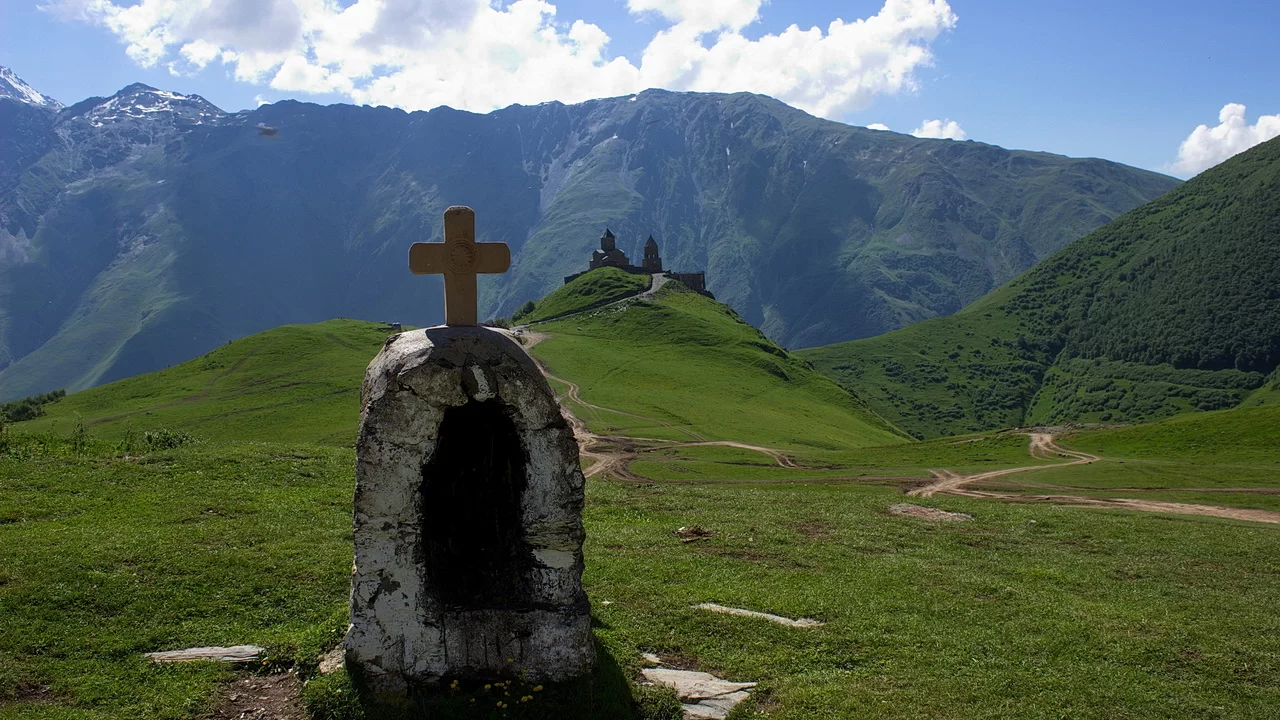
[304,636,682,720]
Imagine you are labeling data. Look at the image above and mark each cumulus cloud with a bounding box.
[866,123,891,131]
[627,0,764,33]
[1171,103,1280,176]
[43,0,958,119]
[910,118,965,139]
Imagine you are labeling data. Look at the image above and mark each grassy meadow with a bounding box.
[3,293,1279,718]
[531,284,904,450]
[516,267,650,323]
[16,319,393,446]
[3,432,1278,719]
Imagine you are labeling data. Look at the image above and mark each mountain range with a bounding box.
[0,66,1178,400]
[801,136,1280,438]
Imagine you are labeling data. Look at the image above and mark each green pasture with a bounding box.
[3,432,1278,719]
[4,286,1280,718]
[18,319,394,446]
[531,285,904,450]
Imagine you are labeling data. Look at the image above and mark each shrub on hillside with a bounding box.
[1,389,66,423]
[513,300,537,322]
[143,428,196,451]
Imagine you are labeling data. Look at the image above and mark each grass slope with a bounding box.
[530,283,905,450]
[966,402,1280,514]
[518,267,650,323]
[18,319,395,446]
[802,136,1280,438]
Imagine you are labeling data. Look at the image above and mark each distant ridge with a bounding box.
[0,69,1176,399]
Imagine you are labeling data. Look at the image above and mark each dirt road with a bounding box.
[910,433,1098,498]
[911,432,1280,525]
[517,328,1280,525]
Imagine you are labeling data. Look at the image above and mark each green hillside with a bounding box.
[801,137,1280,438]
[517,267,650,323]
[531,282,905,449]
[17,319,395,446]
[16,283,904,450]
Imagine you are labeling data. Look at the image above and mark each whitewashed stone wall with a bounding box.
[346,326,593,696]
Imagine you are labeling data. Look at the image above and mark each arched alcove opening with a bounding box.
[420,399,530,609]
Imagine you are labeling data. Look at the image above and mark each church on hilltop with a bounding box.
[564,228,709,295]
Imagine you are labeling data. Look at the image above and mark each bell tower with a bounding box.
[642,235,662,272]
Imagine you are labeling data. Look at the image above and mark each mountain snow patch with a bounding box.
[0,66,62,109]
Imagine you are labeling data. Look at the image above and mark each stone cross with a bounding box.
[408,206,510,325]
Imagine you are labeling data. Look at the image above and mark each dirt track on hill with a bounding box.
[516,330,801,478]
[516,330,1280,525]
[913,432,1280,525]
[910,433,1098,498]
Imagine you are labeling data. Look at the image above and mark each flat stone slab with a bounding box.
[318,647,344,675]
[693,602,824,628]
[888,503,973,522]
[684,691,753,719]
[641,668,756,719]
[145,645,265,664]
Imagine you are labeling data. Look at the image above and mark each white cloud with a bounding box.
[911,118,965,139]
[254,94,270,107]
[44,0,957,119]
[1171,103,1280,176]
[627,0,764,32]
[270,55,353,94]
[865,123,891,131]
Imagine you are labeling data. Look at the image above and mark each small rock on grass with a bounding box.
[693,603,823,628]
[888,503,972,522]
[318,647,344,675]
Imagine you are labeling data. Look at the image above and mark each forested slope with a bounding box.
[801,137,1280,438]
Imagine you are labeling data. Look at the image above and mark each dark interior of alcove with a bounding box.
[421,399,532,610]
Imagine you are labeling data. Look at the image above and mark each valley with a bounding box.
[1,46,1278,720]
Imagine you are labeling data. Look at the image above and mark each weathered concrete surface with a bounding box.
[145,645,264,663]
[347,326,593,697]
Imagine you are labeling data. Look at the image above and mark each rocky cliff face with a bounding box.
[0,67,1179,399]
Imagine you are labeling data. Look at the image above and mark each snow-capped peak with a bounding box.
[0,66,62,109]
[82,83,226,128]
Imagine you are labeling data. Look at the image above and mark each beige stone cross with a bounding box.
[408,206,510,326]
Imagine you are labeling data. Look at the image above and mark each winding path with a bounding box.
[516,329,801,478]
[910,433,1098,498]
[911,433,1280,525]
[515,325,1280,526]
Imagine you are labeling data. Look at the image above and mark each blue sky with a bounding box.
[4,0,1278,176]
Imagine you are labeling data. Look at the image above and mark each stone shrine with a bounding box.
[345,206,593,696]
